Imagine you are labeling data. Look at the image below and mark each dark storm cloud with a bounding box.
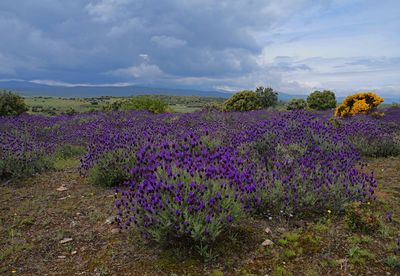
[0,0,399,96]
[0,0,302,83]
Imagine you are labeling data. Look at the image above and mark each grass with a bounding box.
[24,95,224,115]
[0,157,399,274]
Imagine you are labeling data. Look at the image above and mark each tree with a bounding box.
[255,86,278,108]
[122,95,168,113]
[224,90,261,111]
[307,90,337,110]
[0,90,28,116]
[286,98,307,110]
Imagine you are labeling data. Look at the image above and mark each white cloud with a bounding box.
[30,79,135,87]
[85,0,131,23]
[111,62,164,78]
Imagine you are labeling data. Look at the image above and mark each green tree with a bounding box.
[255,86,278,108]
[286,98,307,110]
[0,90,28,116]
[121,95,168,113]
[307,90,337,110]
[224,90,261,111]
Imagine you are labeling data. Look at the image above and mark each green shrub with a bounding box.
[121,95,168,113]
[0,152,53,179]
[286,98,307,110]
[0,90,28,116]
[224,90,261,111]
[65,107,77,116]
[385,255,400,269]
[255,86,278,109]
[88,149,136,187]
[307,90,337,110]
[350,135,400,157]
[348,246,374,264]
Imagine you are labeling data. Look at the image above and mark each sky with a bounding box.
[0,0,399,96]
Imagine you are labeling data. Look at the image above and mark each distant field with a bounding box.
[24,95,225,115]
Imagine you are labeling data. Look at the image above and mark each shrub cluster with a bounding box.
[286,98,307,110]
[224,87,278,111]
[123,96,169,113]
[335,92,384,117]
[0,90,28,116]
[307,90,337,110]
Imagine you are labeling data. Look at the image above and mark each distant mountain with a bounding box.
[0,80,231,98]
[0,80,300,101]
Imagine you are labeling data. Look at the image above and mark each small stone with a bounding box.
[71,250,77,255]
[262,239,274,246]
[60,238,73,244]
[277,227,286,233]
[111,228,119,234]
[268,217,272,221]
[264,227,272,234]
[56,186,68,192]
[58,255,66,259]
[105,216,115,225]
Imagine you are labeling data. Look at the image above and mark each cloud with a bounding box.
[30,79,135,87]
[151,35,187,48]
[85,0,131,23]
[111,62,165,78]
[0,0,398,96]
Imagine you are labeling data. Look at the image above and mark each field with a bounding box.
[1,106,400,275]
[24,95,226,115]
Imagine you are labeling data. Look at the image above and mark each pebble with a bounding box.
[105,216,115,225]
[261,239,274,246]
[58,255,66,259]
[60,238,73,244]
[71,250,77,255]
[56,186,68,192]
[111,228,119,234]
[264,227,272,234]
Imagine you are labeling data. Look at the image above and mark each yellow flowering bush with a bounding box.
[335,92,384,117]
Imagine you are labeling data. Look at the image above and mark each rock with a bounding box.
[277,227,286,233]
[264,227,272,234]
[111,228,119,234]
[60,238,73,244]
[56,186,68,192]
[71,250,77,255]
[261,239,274,246]
[105,216,115,225]
[268,217,273,221]
[58,255,66,259]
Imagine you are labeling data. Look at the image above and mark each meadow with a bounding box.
[24,95,226,115]
[1,105,400,275]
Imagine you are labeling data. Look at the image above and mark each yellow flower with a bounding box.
[334,92,384,117]
[327,209,332,214]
